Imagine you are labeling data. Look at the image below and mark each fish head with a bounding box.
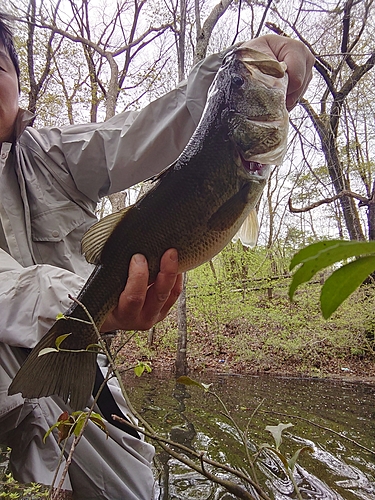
[222,47,289,177]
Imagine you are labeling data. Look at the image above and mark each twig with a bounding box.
[50,370,111,499]
[111,414,271,500]
[64,296,271,500]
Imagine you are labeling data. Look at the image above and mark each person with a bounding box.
[0,11,314,500]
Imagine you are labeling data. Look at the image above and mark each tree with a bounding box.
[268,0,375,241]
[11,0,174,122]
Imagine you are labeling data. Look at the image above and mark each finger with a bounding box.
[157,272,183,322]
[276,42,314,109]
[241,35,314,110]
[119,253,149,322]
[101,253,149,331]
[141,248,180,324]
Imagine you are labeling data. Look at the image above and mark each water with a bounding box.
[124,374,375,499]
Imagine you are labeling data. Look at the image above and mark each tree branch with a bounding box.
[288,190,369,214]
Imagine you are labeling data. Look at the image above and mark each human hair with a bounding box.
[0,13,20,89]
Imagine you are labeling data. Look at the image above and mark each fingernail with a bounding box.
[133,253,146,265]
[169,249,178,262]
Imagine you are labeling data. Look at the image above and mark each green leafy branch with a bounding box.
[289,240,375,318]
[38,315,102,358]
[43,410,107,445]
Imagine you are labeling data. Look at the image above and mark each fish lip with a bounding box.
[229,109,284,124]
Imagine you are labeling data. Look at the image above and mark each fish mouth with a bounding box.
[239,153,268,178]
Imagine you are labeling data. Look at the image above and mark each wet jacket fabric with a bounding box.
[0,50,224,499]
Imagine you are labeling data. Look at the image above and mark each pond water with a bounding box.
[124,374,375,500]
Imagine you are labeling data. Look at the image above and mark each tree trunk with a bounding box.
[175,273,188,377]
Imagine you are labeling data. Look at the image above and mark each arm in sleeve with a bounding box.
[0,249,86,349]
[56,51,227,201]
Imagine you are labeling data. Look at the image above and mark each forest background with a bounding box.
[4,0,375,380]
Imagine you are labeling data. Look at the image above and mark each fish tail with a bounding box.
[8,318,97,410]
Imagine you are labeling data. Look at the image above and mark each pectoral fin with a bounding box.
[207,185,251,232]
[232,209,259,247]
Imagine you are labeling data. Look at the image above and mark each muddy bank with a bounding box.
[116,330,375,385]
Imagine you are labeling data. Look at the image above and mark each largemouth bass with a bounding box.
[9,47,288,410]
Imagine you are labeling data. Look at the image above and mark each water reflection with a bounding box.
[125,375,375,499]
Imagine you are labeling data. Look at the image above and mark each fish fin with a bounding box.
[82,207,131,264]
[232,209,259,247]
[144,159,179,184]
[8,318,97,410]
[208,185,250,232]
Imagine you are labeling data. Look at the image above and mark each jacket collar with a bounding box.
[14,108,35,140]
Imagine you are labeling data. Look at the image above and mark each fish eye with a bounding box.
[231,74,244,87]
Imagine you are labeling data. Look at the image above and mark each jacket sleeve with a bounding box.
[0,249,86,348]
[52,51,226,201]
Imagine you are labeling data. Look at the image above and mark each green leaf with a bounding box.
[43,421,62,442]
[289,240,375,300]
[289,240,342,270]
[55,333,72,349]
[288,446,314,471]
[86,343,102,352]
[261,445,290,470]
[265,422,293,450]
[89,412,107,433]
[321,255,375,318]
[176,375,212,391]
[133,361,152,377]
[73,416,86,436]
[134,363,145,377]
[56,312,66,320]
[38,347,59,357]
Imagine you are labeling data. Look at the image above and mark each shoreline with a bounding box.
[120,352,375,386]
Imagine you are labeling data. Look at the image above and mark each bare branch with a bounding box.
[289,190,369,214]
[194,0,234,64]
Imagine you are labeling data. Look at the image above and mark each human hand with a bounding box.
[241,34,315,110]
[101,248,183,332]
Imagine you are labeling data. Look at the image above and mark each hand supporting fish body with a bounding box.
[9,47,289,409]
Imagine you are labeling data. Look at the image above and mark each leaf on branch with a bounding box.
[134,361,152,377]
[289,240,342,271]
[86,343,102,352]
[321,255,375,318]
[177,375,212,391]
[289,240,375,300]
[288,446,314,471]
[55,333,72,349]
[38,347,59,357]
[265,422,293,450]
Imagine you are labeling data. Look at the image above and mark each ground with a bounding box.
[115,324,375,385]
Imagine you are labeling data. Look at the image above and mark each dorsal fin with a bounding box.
[82,206,131,264]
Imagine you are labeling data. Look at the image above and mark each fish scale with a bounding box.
[9,46,288,409]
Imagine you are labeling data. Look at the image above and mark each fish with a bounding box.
[9,46,289,410]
